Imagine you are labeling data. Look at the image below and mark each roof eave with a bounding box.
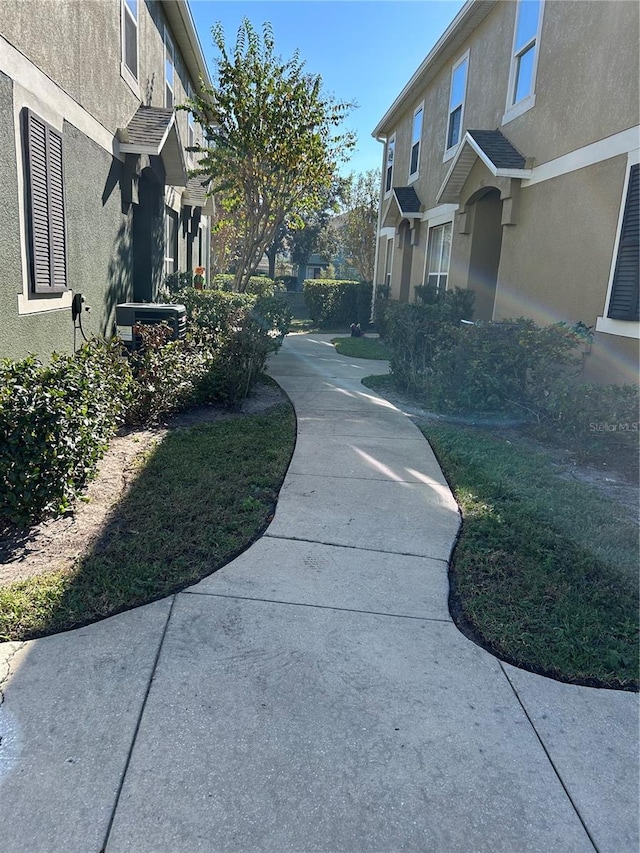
[372,0,498,138]
[160,0,211,91]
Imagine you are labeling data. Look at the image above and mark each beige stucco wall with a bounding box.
[4,0,198,143]
[494,156,626,327]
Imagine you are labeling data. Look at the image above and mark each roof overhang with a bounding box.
[159,0,211,91]
[437,131,532,203]
[382,186,423,227]
[373,0,498,139]
[182,176,215,215]
[118,107,187,187]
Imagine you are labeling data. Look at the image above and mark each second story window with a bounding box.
[187,83,195,161]
[510,0,542,107]
[385,135,395,194]
[410,106,423,179]
[447,53,468,153]
[165,30,175,109]
[122,0,138,80]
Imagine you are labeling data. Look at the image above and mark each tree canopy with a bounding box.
[339,170,379,283]
[186,20,355,292]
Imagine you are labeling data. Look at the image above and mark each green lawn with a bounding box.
[0,404,295,641]
[422,423,638,690]
[331,336,392,360]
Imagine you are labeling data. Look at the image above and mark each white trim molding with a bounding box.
[503,0,544,125]
[523,126,640,188]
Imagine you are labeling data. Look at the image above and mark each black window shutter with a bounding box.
[24,110,68,293]
[608,163,639,321]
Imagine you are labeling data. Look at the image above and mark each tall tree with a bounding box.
[186,20,355,292]
[340,170,379,283]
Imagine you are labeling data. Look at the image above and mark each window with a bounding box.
[385,135,395,194]
[509,0,542,108]
[384,238,393,288]
[23,110,68,293]
[425,222,452,298]
[122,0,138,79]
[607,164,639,321]
[164,207,178,275]
[446,54,468,152]
[186,83,195,163]
[410,106,423,178]
[165,30,175,109]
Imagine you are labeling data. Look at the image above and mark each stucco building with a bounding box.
[372,0,639,384]
[0,0,212,361]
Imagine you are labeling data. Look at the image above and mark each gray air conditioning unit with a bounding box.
[115,303,187,351]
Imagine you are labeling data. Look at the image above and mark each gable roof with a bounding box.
[437,129,531,203]
[394,186,422,214]
[117,106,187,187]
[182,175,215,214]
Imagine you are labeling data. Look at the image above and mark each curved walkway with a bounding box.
[0,333,637,852]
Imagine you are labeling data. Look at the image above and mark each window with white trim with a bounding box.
[446,54,468,152]
[384,238,393,288]
[23,110,68,294]
[122,0,138,79]
[165,29,175,109]
[409,106,423,178]
[385,135,395,194]
[164,207,178,275]
[607,163,639,322]
[509,0,542,107]
[425,221,452,298]
[186,82,195,163]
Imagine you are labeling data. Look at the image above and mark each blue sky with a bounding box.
[189,0,466,177]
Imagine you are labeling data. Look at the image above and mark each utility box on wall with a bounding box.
[115,303,187,351]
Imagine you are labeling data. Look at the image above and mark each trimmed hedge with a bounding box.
[0,289,291,528]
[211,274,276,297]
[303,279,372,328]
[0,341,132,526]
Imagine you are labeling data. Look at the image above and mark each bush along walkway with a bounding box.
[0,333,636,853]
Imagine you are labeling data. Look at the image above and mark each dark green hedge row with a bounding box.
[0,289,291,527]
[303,279,372,328]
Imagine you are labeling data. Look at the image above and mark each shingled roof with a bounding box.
[117,106,187,187]
[437,129,531,203]
[393,186,422,215]
[466,130,526,169]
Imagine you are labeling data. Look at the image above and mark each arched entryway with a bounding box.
[398,219,413,302]
[467,188,503,321]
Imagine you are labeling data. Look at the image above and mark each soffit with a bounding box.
[159,0,211,90]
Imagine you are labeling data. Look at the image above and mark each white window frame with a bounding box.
[409,103,424,182]
[422,218,454,299]
[384,134,396,197]
[444,51,469,161]
[503,0,544,125]
[421,211,455,290]
[384,237,394,289]
[186,82,196,165]
[164,206,178,275]
[120,0,140,95]
[165,28,175,109]
[596,148,640,339]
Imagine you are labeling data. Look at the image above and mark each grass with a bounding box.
[331,336,392,360]
[0,404,296,641]
[422,423,639,690]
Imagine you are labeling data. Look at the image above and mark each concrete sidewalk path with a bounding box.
[0,333,637,852]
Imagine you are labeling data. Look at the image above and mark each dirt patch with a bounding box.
[0,382,288,588]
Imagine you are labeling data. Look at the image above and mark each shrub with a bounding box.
[212,274,276,297]
[162,270,194,296]
[303,279,372,327]
[384,290,475,393]
[427,318,582,416]
[534,382,639,460]
[0,340,132,527]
